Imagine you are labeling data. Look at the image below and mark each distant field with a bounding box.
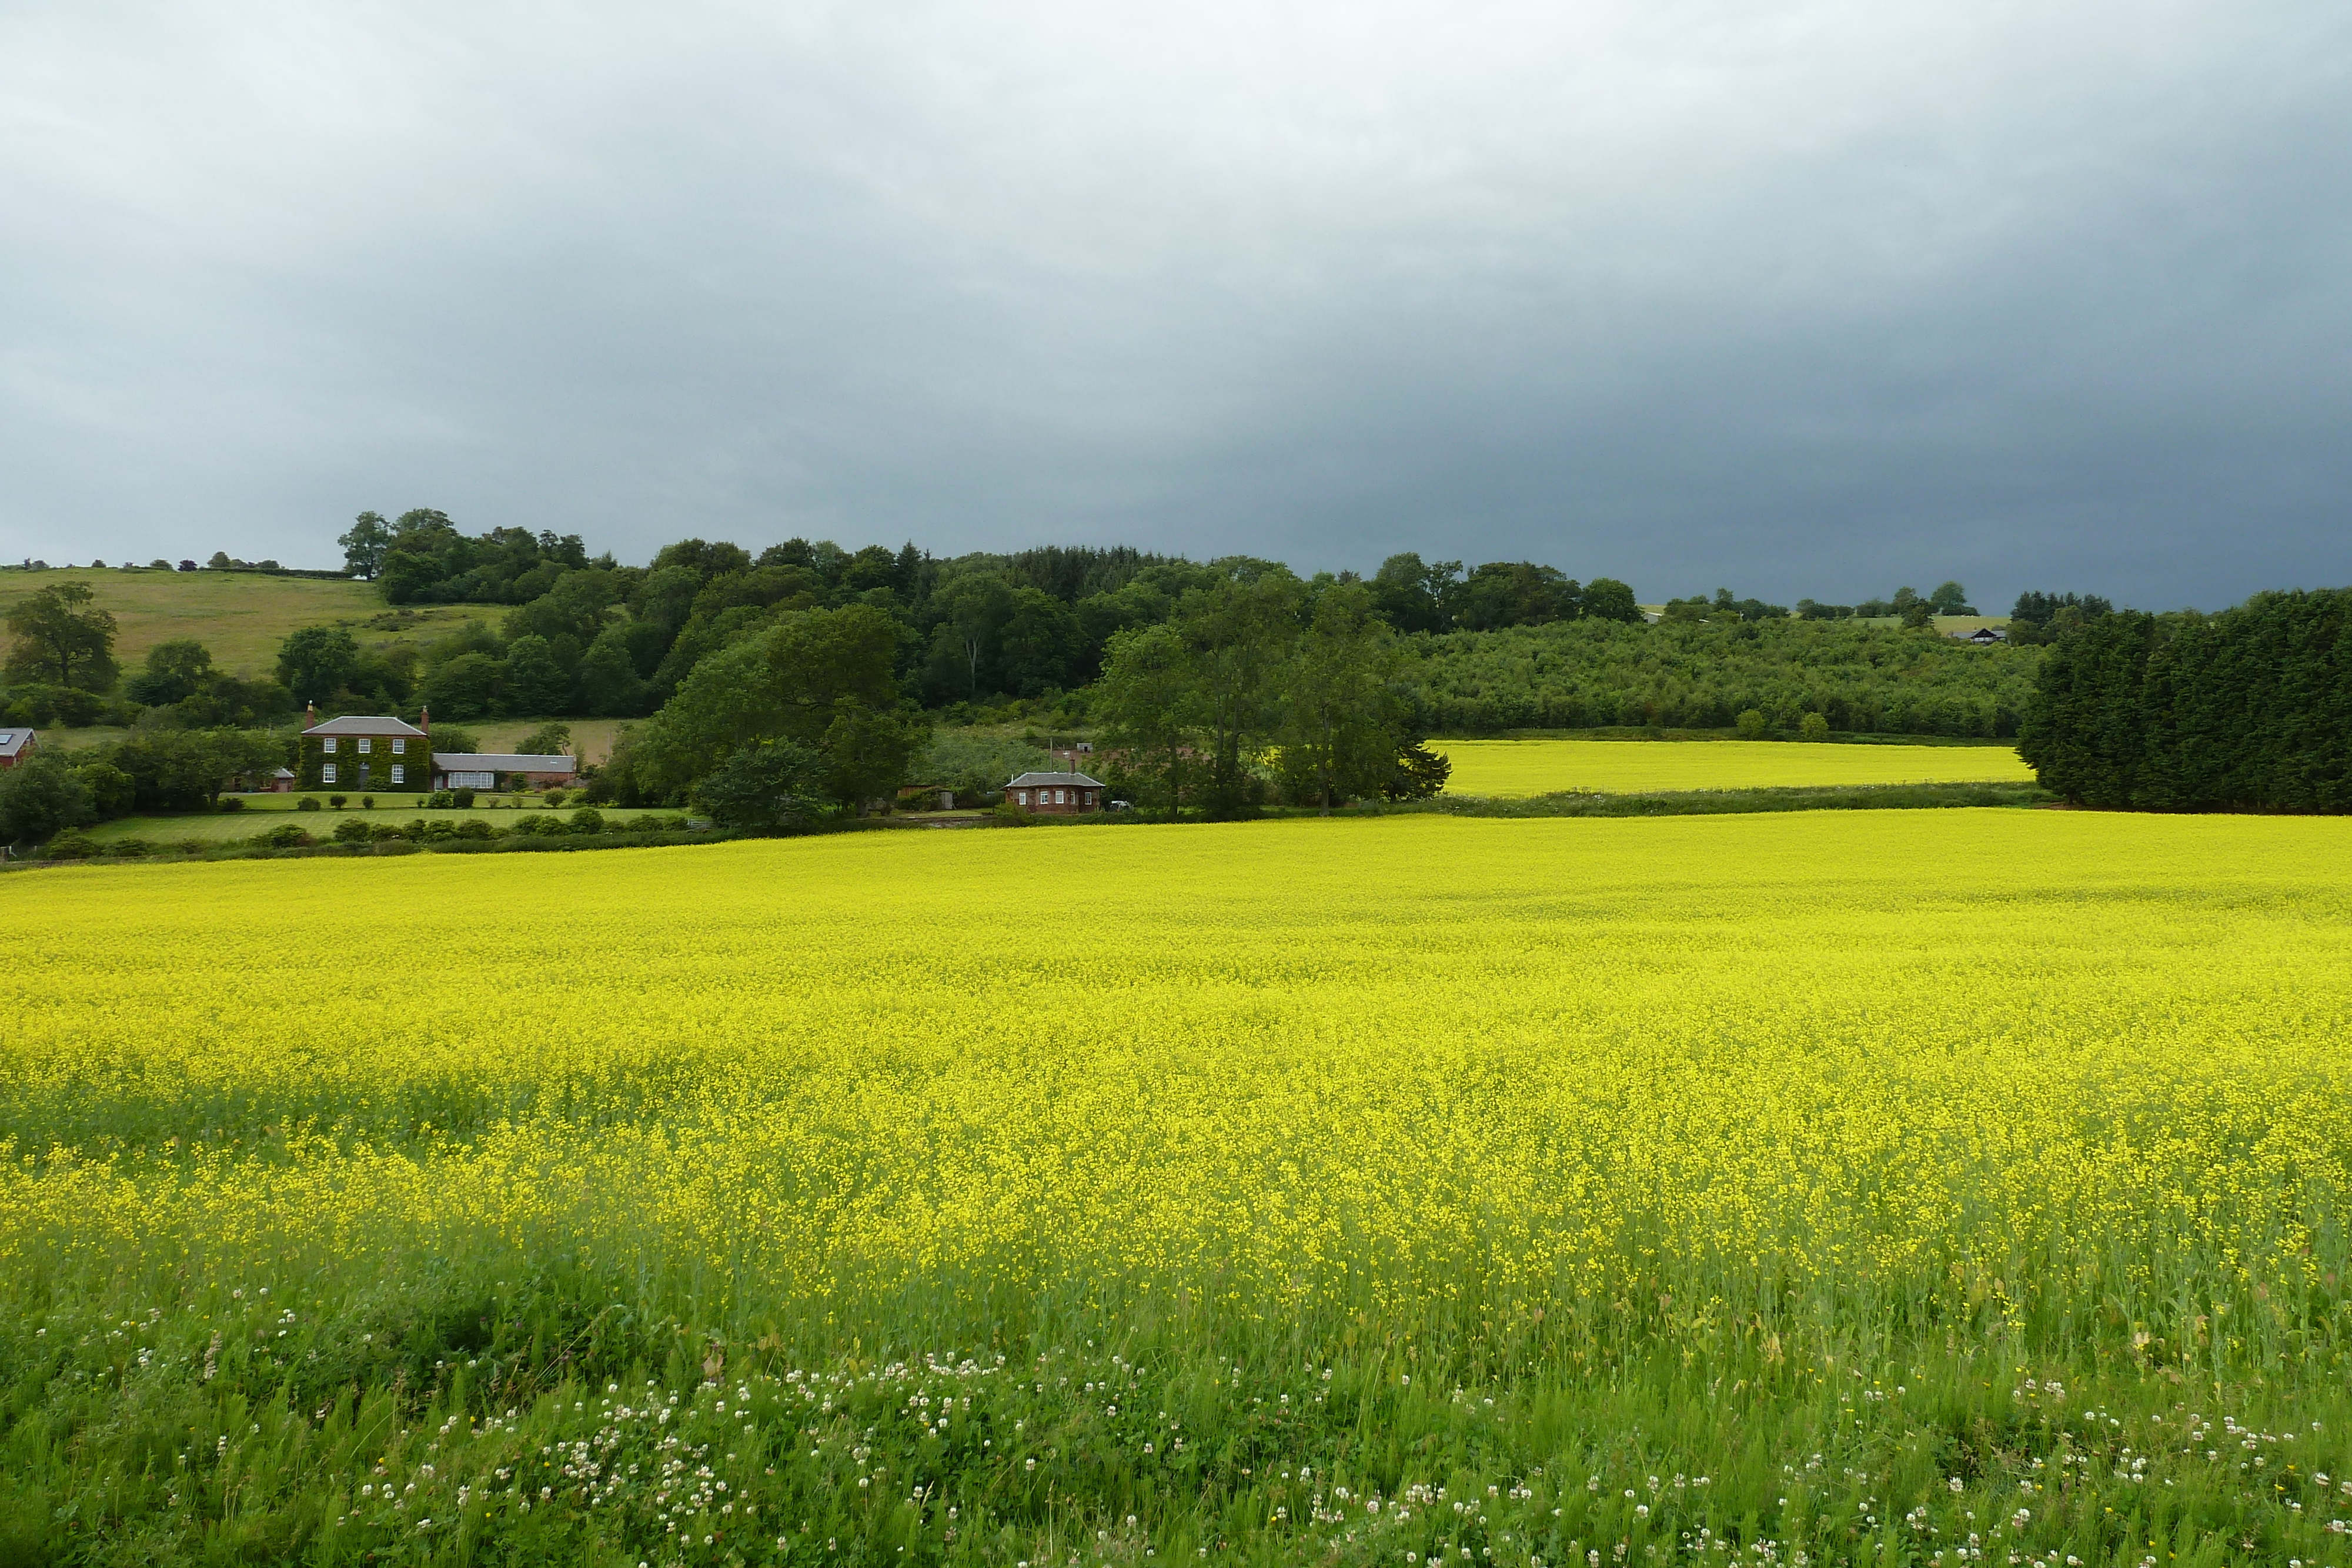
[465,717,627,763]
[1437,737,2036,797]
[0,569,506,677]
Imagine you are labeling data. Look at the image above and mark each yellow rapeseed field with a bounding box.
[5,810,2345,1332]
[1435,737,2035,795]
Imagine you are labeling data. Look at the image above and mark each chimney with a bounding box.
[304,701,316,731]
[419,706,430,739]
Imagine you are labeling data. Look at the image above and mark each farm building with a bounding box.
[0,729,36,770]
[1007,771,1105,814]
[299,708,429,791]
[433,753,578,791]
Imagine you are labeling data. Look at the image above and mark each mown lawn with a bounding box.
[75,799,583,845]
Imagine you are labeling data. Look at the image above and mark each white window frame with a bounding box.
[392,738,405,754]
[322,737,337,753]
[391,765,405,785]
[321,763,337,784]
[357,737,372,754]
[1016,790,1029,806]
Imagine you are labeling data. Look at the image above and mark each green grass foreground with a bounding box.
[5,1277,2336,1567]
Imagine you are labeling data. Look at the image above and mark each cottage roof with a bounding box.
[272,767,295,779]
[1007,771,1104,788]
[432,752,578,773]
[0,730,32,760]
[303,714,427,737]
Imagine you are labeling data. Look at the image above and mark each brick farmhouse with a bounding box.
[1006,770,1105,814]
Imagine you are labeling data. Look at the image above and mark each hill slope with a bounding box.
[0,568,504,678]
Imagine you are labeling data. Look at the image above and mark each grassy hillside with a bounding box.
[0,567,505,679]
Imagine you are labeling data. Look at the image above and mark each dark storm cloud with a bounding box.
[4,0,2348,608]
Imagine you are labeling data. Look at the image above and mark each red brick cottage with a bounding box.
[1006,771,1105,814]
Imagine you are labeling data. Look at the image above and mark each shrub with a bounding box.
[296,796,322,813]
[360,795,375,810]
[41,830,99,860]
[690,741,824,831]
[1736,709,1769,740]
[1799,712,1831,742]
[104,838,154,858]
[218,797,246,813]
[255,824,312,848]
[569,808,605,835]
[329,794,348,810]
[452,788,476,809]
[454,818,494,840]
[173,837,208,855]
[332,818,373,844]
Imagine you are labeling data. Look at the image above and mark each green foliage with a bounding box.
[296,796,322,812]
[4,579,119,691]
[1581,577,1641,624]
[1735,708,1768,739]
[1277,584,1408,813]
[103,729,289,811]
[630,603,917,808]
[0,753,97,843]
[515,721,573,757]
[377,510,590,606]
[690,742,827,830]
[1799,711,1831,741]
[917,732,1054,802]
[1384,738,1452,800]
[2022,589,2352,811]
[123,638,214,706]
[420,650,505,718]
[275,625,360,705]
[338,510,393,580]
[1412,617,2037,737]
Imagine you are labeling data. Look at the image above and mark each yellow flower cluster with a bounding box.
[1436,737,2035,795]
[4,810,2346,1345]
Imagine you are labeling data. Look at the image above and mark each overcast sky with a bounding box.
[3,1,2347,608]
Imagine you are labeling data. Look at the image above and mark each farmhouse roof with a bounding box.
[1007,771,1104,788]
[0,730,32,760]
[432,752,579,773]
[303,714,427,737]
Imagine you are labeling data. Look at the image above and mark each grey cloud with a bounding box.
[3,0,2348,609]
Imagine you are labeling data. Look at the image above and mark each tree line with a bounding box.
[2020,589,2350,811]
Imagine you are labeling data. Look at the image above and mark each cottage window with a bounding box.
[391,765,405,785]
[1016,790,1029,806]
[392,738,405,754]
[321,763,337,784]
[357,737,372,754]
[322,737,336,753]
[1056,789,1067,804]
